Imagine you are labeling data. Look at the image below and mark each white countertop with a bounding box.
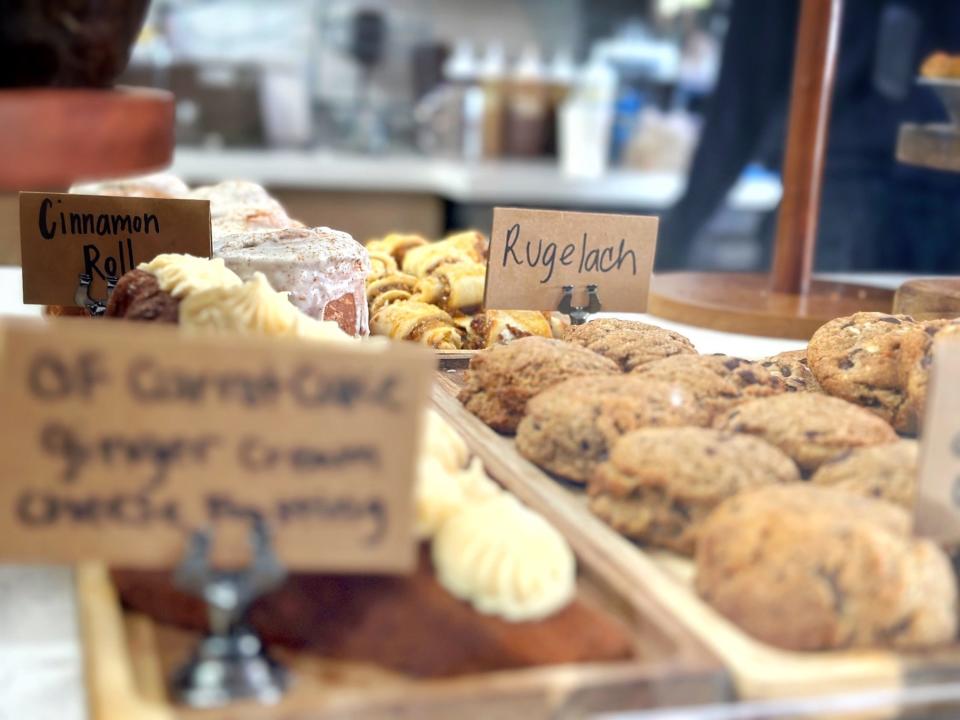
[170,148,783,212]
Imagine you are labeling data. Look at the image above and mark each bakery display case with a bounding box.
[5,1,960,719]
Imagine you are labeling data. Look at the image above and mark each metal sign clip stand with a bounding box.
[171,519,289,708]
[73,273,118,317]
[558,284,602,325]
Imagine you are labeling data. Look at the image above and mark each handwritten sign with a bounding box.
[0,318,432,572]
[483,207,658,313]
[914,335,960,542]
[20,192,212,306]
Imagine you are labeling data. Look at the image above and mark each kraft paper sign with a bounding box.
[0,318,433,572]
[484,207,658,313]
[20,192,212,306]
[914,335,960,542]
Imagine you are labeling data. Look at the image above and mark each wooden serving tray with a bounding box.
[76,423,728,718]
[432,370,960,705]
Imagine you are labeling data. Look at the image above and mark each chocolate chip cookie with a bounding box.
[898,319,960,434]
[715,393,898,474]
[563,318,696,372]
[811,440,918,509]
[458,336,620,433]
[695,484,957,651]
[631,354,784,421]
[516,376,706,484]
[759,349,821,392]
[589,428,799,554]
[807,312,919,432]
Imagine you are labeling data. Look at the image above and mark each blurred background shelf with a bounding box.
[171,147,781,208]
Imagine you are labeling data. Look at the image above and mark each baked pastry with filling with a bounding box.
[412,262,486,314]
[366,233,429,266]
[464,310,559,349]
[370,300,462,349]
[190,180,300,237]
[401,231,488,277]
[70,173,190,198]
[215,226,371,336]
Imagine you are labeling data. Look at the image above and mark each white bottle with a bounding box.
[443,41,485,161]
[478,43,507,158]
[559,59,617,179]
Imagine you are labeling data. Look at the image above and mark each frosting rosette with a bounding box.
[139,254,241,298]
[432,494,576,621]
[415,457,500,539]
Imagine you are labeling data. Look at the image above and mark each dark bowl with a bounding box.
[0,0,151,88]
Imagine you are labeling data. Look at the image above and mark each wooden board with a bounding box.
[76,403,728,719]
[648,272,894,340]
[432,370,960,705]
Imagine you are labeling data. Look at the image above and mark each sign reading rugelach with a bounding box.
[484,207,658,313]
[19,192,211,306]
[0,319,432,572]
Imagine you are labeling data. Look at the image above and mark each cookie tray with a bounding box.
[76,459,726,718]
[432,371,960,709]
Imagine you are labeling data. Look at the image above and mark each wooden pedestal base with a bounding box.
[648,272,894,340]
[0,87,174,190]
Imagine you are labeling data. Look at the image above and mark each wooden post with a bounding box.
[771,0,844,295]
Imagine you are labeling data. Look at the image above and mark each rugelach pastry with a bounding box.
[463,310,561,349]
[401,231,487,277]
[370,300,463,349]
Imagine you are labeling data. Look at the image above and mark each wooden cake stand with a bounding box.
[650,0,895,340]
[894,85,960,319]
[0,86,174,190]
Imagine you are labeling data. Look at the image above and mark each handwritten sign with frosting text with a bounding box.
[914,335,960,542]
[20,192,211,306]
[483,207,658,313]
[0,318,431,572]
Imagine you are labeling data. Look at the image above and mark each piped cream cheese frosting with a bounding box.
[423,409,470,473]
[139,254,241,299]
[432,494,577,622]
[415,457,501,539]
[179,271,349,342]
